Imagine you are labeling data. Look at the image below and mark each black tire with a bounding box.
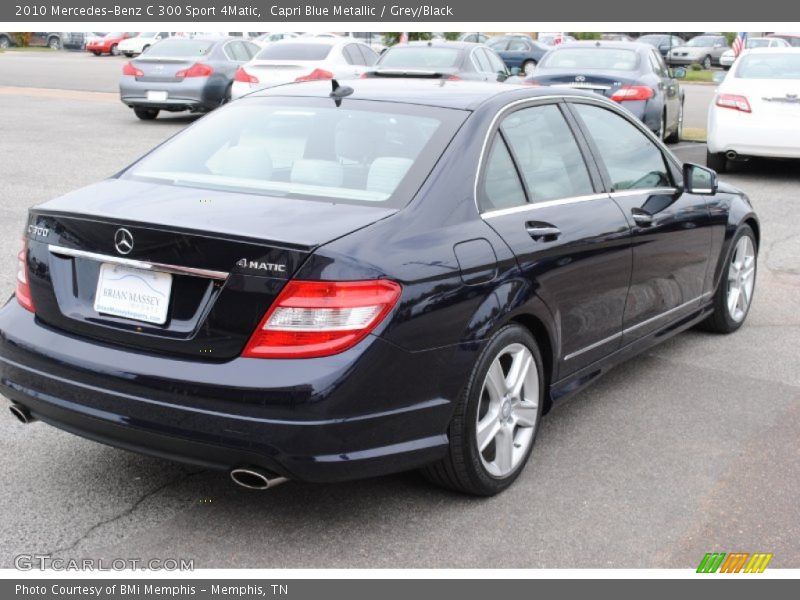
[706,149,728,173]
[664,100,683,143]
[702,55,712,70]
[48,37,61,50]
[91,51,101,57]
[656,111,667,140]
[699,225,757,334]
[133,107,159,121]
[421,324,545,496]
[522,60,537,76]
[220,83,232,106]
[123,52,133,57]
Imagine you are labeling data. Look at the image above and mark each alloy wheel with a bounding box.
[475,343,539,478]
[727,235,756,322]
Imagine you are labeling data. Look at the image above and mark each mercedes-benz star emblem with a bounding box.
[114,228,134,255]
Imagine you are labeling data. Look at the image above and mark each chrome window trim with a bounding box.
[48,245,229,281]
[474,94,647,218]
[610,187,678,198]
[564,291,713,360]
[482,193,610,219]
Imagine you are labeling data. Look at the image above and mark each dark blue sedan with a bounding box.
[2,80,758,496]
[526,41,685,141]
[487,35,550,75]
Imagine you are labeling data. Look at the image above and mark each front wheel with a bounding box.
[421,324,544,496]
[700,225,757,333]
[133,107,159,120]
[522,60,537,75]
[702,55,712,70]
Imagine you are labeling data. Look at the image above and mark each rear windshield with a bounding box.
[540,48,639,70]
[146,39,214,57]
[378,47,461,69]
[735,53,800,79]
[256,43,333,60]
[123,97,466,207]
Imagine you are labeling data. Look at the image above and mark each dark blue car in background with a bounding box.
[1,80,758,496]
[488,35,550,75]
[526,41,685,141]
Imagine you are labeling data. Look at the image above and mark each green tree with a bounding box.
[723,32,736,45]
[572,32,601,40]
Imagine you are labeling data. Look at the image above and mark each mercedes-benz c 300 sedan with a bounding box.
[0,81,759,496]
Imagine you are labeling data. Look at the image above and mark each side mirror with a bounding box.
[671,67,687,79]
[509,66,521,76]
[683,163,718,195]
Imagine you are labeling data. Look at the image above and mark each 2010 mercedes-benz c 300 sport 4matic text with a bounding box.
[0,80,759,495]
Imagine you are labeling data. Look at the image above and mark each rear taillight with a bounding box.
[16,238,35,313]
[242,280,402,358]
[234,67,258,84]
[176,63,214,78]
[715,93,752,113]
[122,62,143,77]
[295,68,334,82]
[610,85,655,102]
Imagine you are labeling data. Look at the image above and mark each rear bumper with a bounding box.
[0,301,461,482]
[119,77,223,112]
[707,108,800,158]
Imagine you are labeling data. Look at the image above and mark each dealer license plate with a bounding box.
[94,263,172,325]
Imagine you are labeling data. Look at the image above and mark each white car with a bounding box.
[719,37,789,68]
[707,48,800,172]
[232,38,379,99]
[118,32,170,57]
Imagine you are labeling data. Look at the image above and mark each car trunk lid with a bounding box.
[25,179,396,360]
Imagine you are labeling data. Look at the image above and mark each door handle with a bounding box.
[525,223,561,241]
[631,207,654,227]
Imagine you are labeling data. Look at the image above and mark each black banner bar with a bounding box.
[0,0,792,22]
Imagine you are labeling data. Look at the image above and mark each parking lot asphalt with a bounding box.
[0,52,798,569]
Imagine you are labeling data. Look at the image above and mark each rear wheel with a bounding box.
[706,149,728,173]
[665,100,683,143]
[421,324,544,496]
[700,225,757,333]
[702,55,712,69]
[133,107,159,120]
[522,60,537,75]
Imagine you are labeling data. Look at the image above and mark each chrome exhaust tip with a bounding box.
[9,403,35,424]
[229,467,288,490]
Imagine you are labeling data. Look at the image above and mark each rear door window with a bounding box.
[501,105,594,203]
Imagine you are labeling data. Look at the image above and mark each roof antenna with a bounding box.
[329,79,354,107]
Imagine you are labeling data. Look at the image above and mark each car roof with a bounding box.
[555,40,652,52]
[400,40,481,50]
[739,47,800,54]
[270,37,351,48]
[247,78,601,111]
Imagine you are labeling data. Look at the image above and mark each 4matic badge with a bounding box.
[236,258,287,274]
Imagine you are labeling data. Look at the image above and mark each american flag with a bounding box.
[732,32,748,57]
